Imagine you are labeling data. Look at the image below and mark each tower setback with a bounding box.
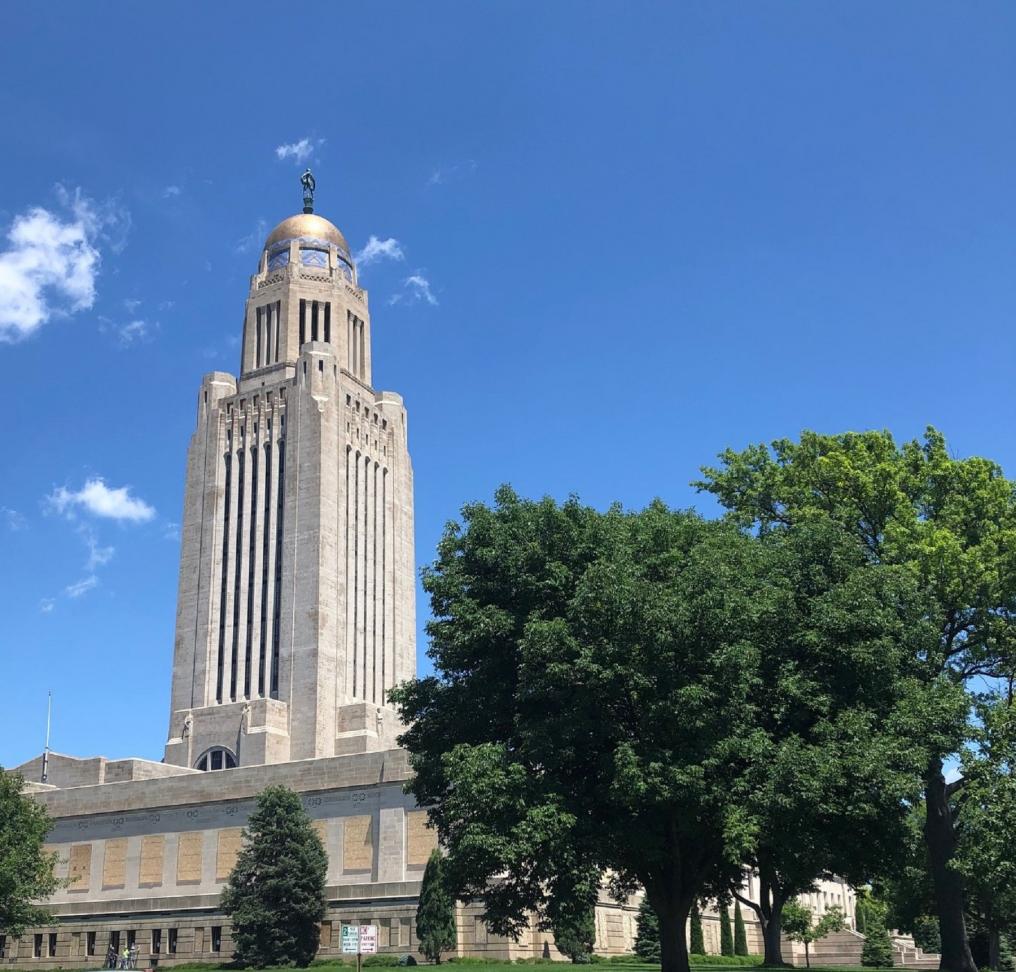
[165,206,415,769]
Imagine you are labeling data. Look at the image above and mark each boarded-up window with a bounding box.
[102,838,127,889]
[139,836,165,887]
[406,811,437,868]
[343,816,373,872]
[68,844,91,892]
[216,829,243,882]
[177,832,204,884]
[319,922,332,949]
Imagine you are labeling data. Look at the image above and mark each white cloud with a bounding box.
[163,521,180,542]
[123,297,142,312]
[163,185,182,198]
[39,597,55,614]
[116,319,152,346]
[354,236,404,268]
[427,159,478,186]
[158,300,175,311]
[0,187,130,341]
[235,218,267,255]
[275,138,324,165]
[49,477,155,523]
[389,273,439,307]
[81,526,114,571]
[65,575,98,598]
[2,506,26,530]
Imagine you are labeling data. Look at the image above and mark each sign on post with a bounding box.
[358,925,378,954]
[340,925,360,955]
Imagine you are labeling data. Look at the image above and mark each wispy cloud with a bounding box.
[2,506,26,531]
[123,297,142,312]
[65,575,98,598]
[163,521,180,542]
[49,477,156,523]
[0,187,130,342]
[39,597,55,614]
[389,272,439,307]
[235,218,267,255]
[354,236,404,268]
[81,525,114,570]
[116,320,153,346]
[427,159,478,187]
[163,185,182,198]
[275,138,324,165]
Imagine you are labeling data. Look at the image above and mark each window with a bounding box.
[168,930,178,955]
[87,932,96,956]
[195,747,237,771]
[211,927,222,953]
[152,930,162,955]
[111,931,121,953]
[324,302,331,343]
[299,299,306,345]
[127,931,135,950]
[49,933,57,957]
[34,934,42,958]
[0,935,6,958]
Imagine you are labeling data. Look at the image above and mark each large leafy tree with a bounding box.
[699,428,1016,972]
[417,849,457,964]
[220,786,327,968]
[0,770,59,936]
[393,489,797,972]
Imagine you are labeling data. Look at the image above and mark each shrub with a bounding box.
[690,906,705,956]
[634,900,660,963]
[733,903,748,957]
[719,908,734,957]
[862,917,895,968]
[416,849,457,964]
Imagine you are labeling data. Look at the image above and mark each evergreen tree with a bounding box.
[719,907,734,957]
[416,849,457,964]
[221,786,327,968]
[861,915,894,969]
[552,905,596,964]
[0,770,60,936]
[733,902,748,957]
[912,916,940,955]
[690,906,705,956]
[635,899,660,963]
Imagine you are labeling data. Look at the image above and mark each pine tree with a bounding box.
[861,916,894,968]
[690,905,705,956]
[416,849,457,964]
[733,902,748,957]
[635,899,660,963]
[720,907,734,957]
[221,785,327,969]
[912,916,940,955]
[553,905,596,964]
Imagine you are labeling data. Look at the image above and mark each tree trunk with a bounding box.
[734,871,787,966]
[923,759,977,972]
[652,891,693,972]
[988,928,1000,971]
[805,941,811,968]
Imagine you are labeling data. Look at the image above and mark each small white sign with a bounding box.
[341,926,360,955]
[359,925,378,955]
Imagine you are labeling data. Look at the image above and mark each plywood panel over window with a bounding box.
[102,838,127,889]
[319,922,332,949]
[139,836,165,888]
[406,810,437,868]
[216,829,243,882]
[177,832,204,885]
[343,815,373,872]
[68,844,91,892]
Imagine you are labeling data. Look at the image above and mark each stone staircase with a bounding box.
[784,927,941,967]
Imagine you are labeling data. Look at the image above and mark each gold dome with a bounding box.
[264,213,350,255]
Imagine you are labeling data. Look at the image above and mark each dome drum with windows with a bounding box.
[260,212,356,282]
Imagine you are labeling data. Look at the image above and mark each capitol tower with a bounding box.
[164,176,416,770]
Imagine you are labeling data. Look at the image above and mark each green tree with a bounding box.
[552,903,596,964]
[417,849,457,964]
[782,902,846,969]
[635,899,660,963]
[699,427,1016,972]
[0,770,59,936]
[861,913,895,968]
[733,902,748,957]
[719,907,734,957]
[220,785,327,968]
[392,491,805,972]
[912,916,941,955]
[690,905,705,956]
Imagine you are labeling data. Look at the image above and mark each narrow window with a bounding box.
[216,453,233,703]
[274,301,281,361]
[211,928,222,953]
[0,934,7,959]
[245,445,259,699]
[299,299,306,345]
[230,450,246,700]
[86,933,96,957]
[324,302,331,343]
[271,438,286,696]
[311,300,319,342]
[255,307,263,368]
[49,933,57,957]
[151,930,161,955]
[259,441,272,695]
[127,931,135,950]
[168,930,178,955]
[34,935,42,958]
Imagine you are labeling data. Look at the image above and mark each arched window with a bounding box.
[194,747,237,772]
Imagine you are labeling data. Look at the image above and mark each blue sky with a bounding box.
[2,3,1015,768]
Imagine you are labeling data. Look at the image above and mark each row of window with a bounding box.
[3,927,199,960]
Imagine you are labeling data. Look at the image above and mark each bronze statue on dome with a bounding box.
[301,168,316,213]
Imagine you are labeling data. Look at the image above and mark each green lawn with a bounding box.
[10,962,898,972]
